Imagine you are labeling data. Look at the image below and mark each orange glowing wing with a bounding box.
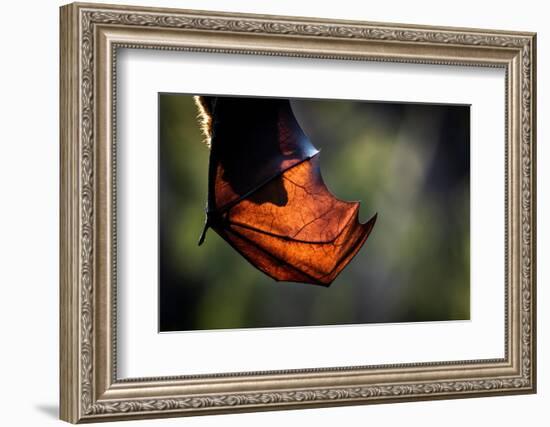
[198,96,376,286]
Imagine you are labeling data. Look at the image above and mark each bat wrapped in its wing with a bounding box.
[196,96,376,286]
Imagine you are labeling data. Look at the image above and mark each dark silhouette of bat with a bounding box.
[196,96,377,286]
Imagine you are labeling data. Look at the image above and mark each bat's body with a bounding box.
[196,96,376,286]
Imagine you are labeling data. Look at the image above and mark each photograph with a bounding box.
[159,94,471,332]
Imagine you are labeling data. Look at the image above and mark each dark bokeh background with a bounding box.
[159,94,470,332]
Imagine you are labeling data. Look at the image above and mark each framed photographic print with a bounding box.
[59,2,537,423]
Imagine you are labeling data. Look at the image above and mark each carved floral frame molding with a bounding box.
[60,2,536,423]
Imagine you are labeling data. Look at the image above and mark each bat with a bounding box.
[195,96,377,286]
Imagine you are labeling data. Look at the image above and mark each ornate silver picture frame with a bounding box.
[60,2,536,423]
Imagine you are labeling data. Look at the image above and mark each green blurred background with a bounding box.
[159,94,470,332]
